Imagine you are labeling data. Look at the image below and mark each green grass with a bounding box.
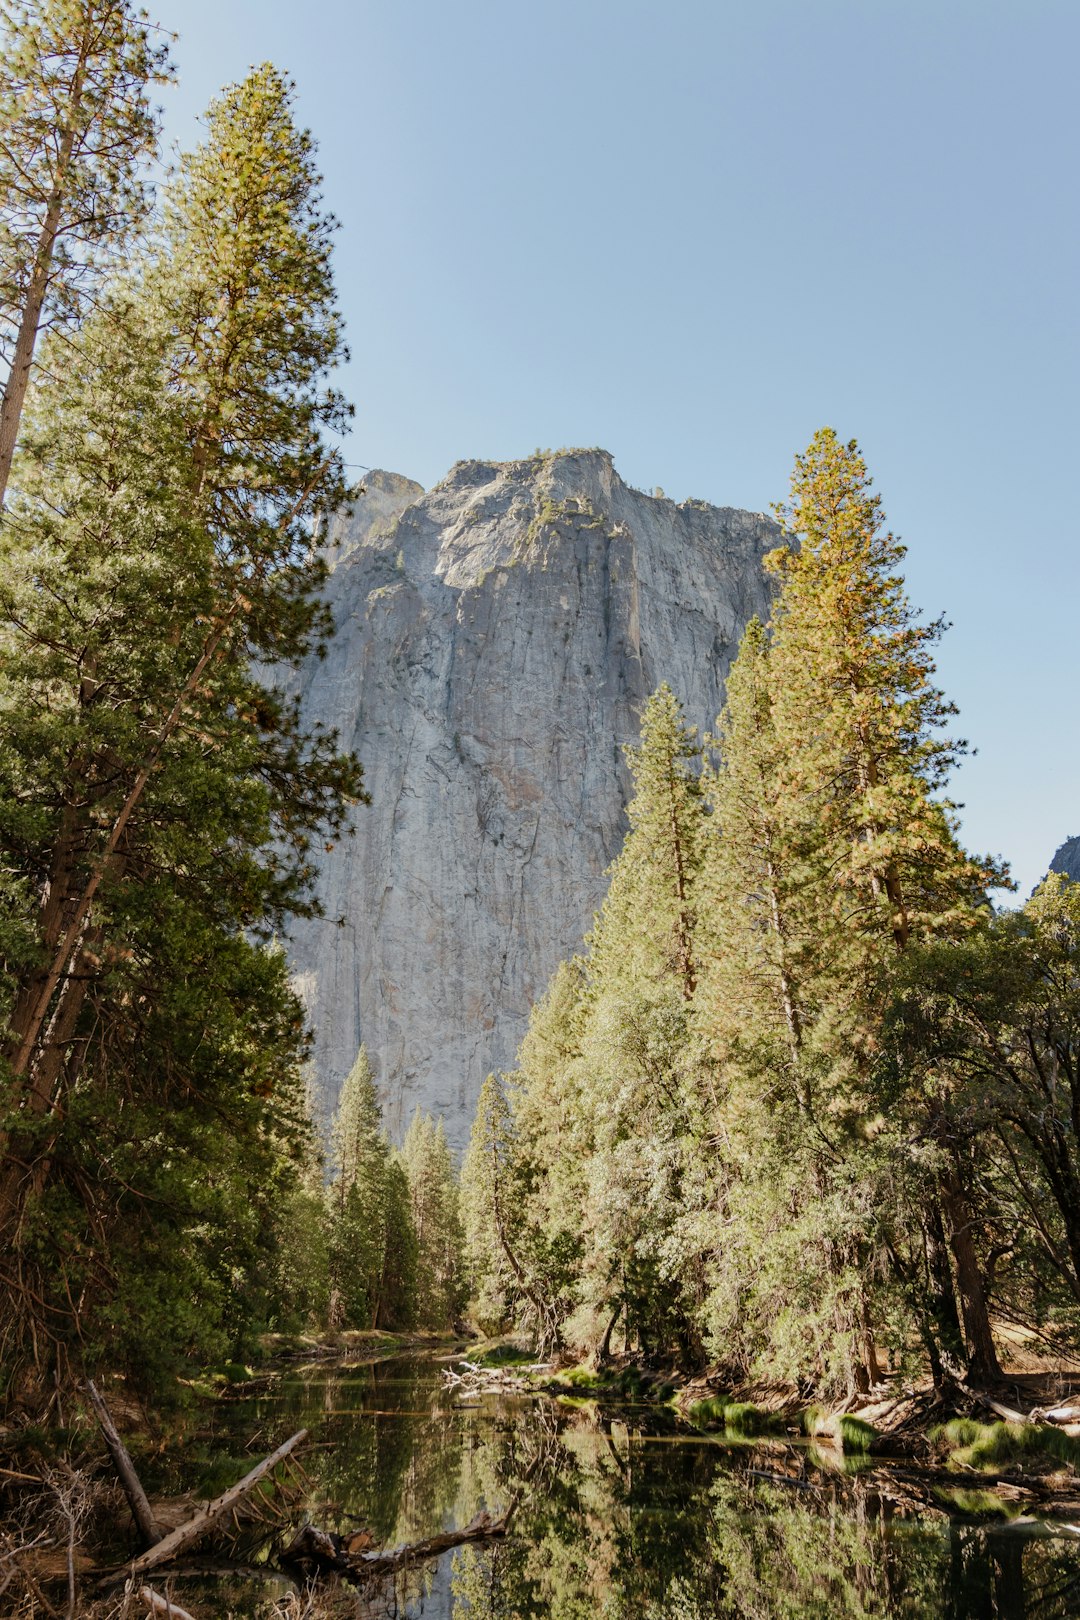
[552,1365,647,1398]
[837,1414,877,1453]
[474,1344,533,1369]
[933,1418,1080,1473]
[800,1407,877,1453]
[684,1396,781,1436]
[723,1401,781,1437]
[686,1395,731,1427]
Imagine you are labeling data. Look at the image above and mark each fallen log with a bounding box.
[283,1508,507,1584]
[968,1389,1080,1428]
[139,1586,197,1620]
[85,1379,161,1549]
[116,1429,308,1582]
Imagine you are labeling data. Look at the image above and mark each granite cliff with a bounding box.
[285,448,779,1150]
[1050,836,1080,884]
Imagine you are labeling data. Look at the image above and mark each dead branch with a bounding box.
[85,1380,160,1548]
[138,1586,197,1620]
[283,1508,508,1585]
[112,1429,308,1582]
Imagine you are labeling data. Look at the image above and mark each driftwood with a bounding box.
[442,1359,548,1398]
[968,1389,1080,1428]
[283,1509,508,1584]
[139,1586,197,1620]
[116,1429,308,1582]
[85,1380,161,1549]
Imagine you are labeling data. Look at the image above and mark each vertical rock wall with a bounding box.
[285,449,779,1149]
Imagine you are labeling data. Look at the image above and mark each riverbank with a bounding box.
[7,1340,1080,1617]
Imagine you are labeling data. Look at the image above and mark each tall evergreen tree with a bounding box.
[701,616,810,1107]
[590,684,705,1000]
[0,0,171,502]
[402,1109,465,1330]
[327,1047,388,1328]
[0,65,361,1396]
[461,1072,566,1355]
[765,429,1009,1384]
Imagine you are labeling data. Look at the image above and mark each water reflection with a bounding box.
[169,1355,1080,1619]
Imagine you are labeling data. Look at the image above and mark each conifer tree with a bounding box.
[331,1046,383,1207]
[402,1109,465,1330]
[590,683,705,1000]
[461,1072,565,1354]
[701,616,810,1105]
[0,65,361,1393]
[0,0,171,501]
[374,1156,418,1331]
[698,429,1010,1389]
[473,690,712,1363]
[766,428,1003,1003]
[327,1047,388,1328]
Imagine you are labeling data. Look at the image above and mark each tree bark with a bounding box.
[941,1168,1001,1384]
[85,1379,160,1549]
[0,34,90,507]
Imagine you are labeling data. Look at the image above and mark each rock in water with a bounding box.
[285,449,778,1149]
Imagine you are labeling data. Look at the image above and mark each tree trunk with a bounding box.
[0,38,88,507]
[922,1203,966,1386]
[85,1379,160,1549]
[941,1168,1001,1384]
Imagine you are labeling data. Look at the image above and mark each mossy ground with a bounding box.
[930,1417,1080,1474]
[801,1406,878,1453]
[685,1396,783,1437]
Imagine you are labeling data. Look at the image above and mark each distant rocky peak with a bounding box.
[1050,835,1080,883]
[319,469,424,570]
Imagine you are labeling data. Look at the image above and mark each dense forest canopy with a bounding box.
[462,431,1080,1399]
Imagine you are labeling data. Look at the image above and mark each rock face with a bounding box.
[1050,836,1080,883]
[285,449,779,1150]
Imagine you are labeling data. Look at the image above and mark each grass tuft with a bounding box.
[723,1401,779,1437]
[936,1418,1080,1473]
[837,1414,877,1453]
[686,1395,731,1427]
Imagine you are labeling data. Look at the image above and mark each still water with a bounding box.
[149,1351,1080,1619]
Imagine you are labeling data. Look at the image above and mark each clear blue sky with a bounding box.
[163,0,1077,898]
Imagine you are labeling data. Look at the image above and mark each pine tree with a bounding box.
[327,1047,388,1328]
[473,690,712,1364]
[701,616,810,1106]
[766,430,1010,1384]
[461,1072,565,1355]
[402,1109,465,1330]
[0,65,362,1395]
[767,428,1004,995]
[701,428,1011,1389]
[589,684,705,1000]
[0,0,172,501]
[331,1046,383,1207]
[375,1156,418,1331]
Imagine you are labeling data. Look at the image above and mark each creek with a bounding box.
[141,1350,1080,1618]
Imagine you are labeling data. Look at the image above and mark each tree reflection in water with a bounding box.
[180,1357,1080,1620]
[450,1410,1080,1620]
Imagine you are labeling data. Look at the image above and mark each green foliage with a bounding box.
[325,1046,432,1332]
[402,1107,466,1330]
[0,59,361,1399]
[460,426,1067,1403]
[721,1401,780,1437]
[0,0,174,498]
[837,1414,877,1453]
[685,1394,731,1427]
[936,1419,1080,1473]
